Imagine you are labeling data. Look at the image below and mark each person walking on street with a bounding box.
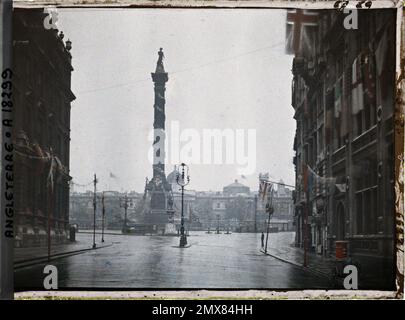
[261,232,265,248]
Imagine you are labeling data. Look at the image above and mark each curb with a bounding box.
[262,249,334,281]
[14,243,113,270]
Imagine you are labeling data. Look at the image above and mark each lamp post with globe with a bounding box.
[176,163,190,247]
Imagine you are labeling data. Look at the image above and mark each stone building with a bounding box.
[172,177,295,232]
[13,9,75,247]
[289,9,395,285]
[166,166,196,230]
[69,191,95,229]
[223,179,251,196]
[69,191,143,230]
[270,181,294,232]
[272,180,294,220]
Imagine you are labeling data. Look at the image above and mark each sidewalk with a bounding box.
[263,233,393,289]
[263,233,337,281]
[14,236,113,269]
[266,245,337,279]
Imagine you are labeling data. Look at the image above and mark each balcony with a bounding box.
[352,125,377,156]
[332,145,346,168]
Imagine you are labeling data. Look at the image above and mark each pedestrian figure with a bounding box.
[261,232,265,248]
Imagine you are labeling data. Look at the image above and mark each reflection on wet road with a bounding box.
[15,232,330,289]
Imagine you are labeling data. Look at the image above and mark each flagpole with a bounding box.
[303,164,308,268]
[47,154,55,262]
[264,185,273,254]
[304,192,308,267]
[261,179,295,189]
[92,174,97,249]
[264,213,271,253]
[47,174,52,261]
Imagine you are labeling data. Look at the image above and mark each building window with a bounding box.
[354,156,378,235]
[317,124,324,155]
[352,53,377,137]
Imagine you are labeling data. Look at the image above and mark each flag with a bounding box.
[302,164,308,195]
[265,184,274,213]
[307,165,316,196]
[306,165,319,197]
[259,180,265,198]
[47,156,56,192]
[363,52,376,105]
[261,181,269,201]
[374,22,395,99]
[351,55,364,114]
[375,28,387,76]
[341,67,351,137]
[285,9,319,55]
[375,26,390,100]
[335,183,346,193]
[54,156,64,183]
[334,77,343,118]
[259,180,273,202]
[305,165,337,195]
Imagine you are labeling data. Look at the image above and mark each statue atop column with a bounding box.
[142,48,172,235]
[156,48,165,73]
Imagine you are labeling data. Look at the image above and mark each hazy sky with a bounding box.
[58,8,295,193]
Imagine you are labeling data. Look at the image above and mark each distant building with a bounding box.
[167,166,196,230]
[211,193,228,219]
[272,180,294,221]
[167,176,295,232]
[69,191,143,230]
[223,179,250,196]
[13,9,75,247]
[256,179,295,232]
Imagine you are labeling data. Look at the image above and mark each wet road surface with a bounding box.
[15,231,331,289]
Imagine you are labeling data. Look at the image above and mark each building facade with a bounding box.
[290,10,396,283]
[166,175,294,232]
[270,181,295,232]
[13,9,75,247]
[69,191,143,230]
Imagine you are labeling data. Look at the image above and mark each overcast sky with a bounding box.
[58,8,295,193]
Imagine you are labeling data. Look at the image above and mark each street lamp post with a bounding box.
[92,174,97,249]
[120,194,131,233]
[176,163,190,247]
[254,195,258,233]
[101,192,105,243]
[264,187,274,254]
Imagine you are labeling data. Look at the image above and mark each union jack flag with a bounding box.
[285,9,319,55]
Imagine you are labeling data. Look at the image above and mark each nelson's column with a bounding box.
[143,48,175,234]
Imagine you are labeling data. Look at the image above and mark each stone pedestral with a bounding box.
[164,223,177,235]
